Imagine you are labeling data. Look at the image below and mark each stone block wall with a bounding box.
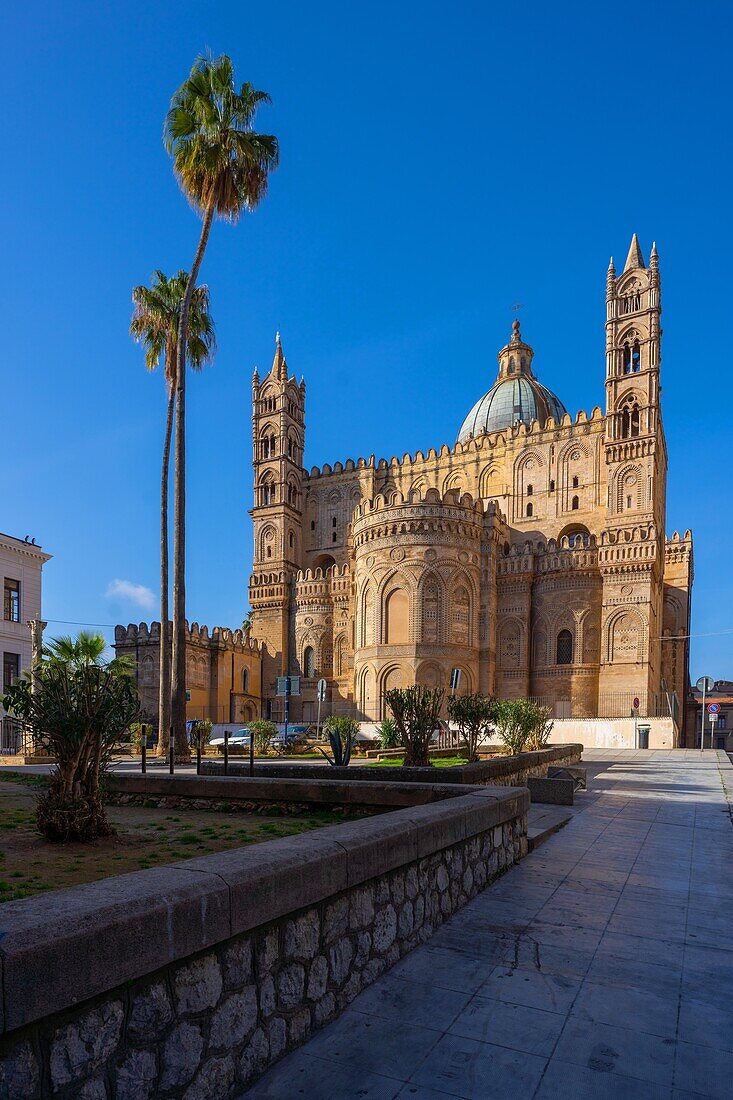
[0,787,527,1098]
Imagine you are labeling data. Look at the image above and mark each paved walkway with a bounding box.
[246,750,733,1099]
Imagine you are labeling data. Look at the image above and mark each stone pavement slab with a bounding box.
[244,750,733,1099]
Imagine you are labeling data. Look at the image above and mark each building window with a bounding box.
[303,646,315,677]
[4,580,20,623]
[289,532,294,548]
[242,668,249,694]
[3,652,19,690]
[556,630,573,665]
[526,484,533,496]
[549,480,555,492]
[632,340,641,372]
[332,517,337,527]
[572,476,579,488]
[311,520,315,531]
[571,496,579,511]
[332,533,337,542]
[526,503,533,517]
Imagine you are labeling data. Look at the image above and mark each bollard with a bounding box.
[169,725,174,775]
[224,729,229,776]
[141,725,147,774]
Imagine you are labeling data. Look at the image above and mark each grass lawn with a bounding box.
[0,775,359,903]
[366,755,471,767]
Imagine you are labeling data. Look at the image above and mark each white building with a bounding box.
[0,532,52,728]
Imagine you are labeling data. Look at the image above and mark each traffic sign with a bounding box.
[697,676,715,693]
[450,668,462,693]
[633,697,640,710]
[708,702,721,714]
[317,678,327,702]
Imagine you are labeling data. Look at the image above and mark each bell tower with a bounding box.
[599,236,667,713]
[249,334,305,684]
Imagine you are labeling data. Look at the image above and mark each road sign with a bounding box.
[450,668,462,693]
[276,676,301,698]
[317,678,327,702]
[697,676,715,693]
[633,697,640,710]
[708,702,721,714]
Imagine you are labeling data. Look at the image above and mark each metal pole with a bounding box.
[169,724,174,775]
[284,681,290,743]
[316,691,323,744]
[701,682,707,751]
[196,725,202,776]
[224,728,229,776]
[249,722,254,777]
[141,725,147,774]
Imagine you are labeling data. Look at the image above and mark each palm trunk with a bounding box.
[171,198,216,757]
[157,384,175,756]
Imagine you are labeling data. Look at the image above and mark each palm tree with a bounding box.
[164,54,279,746]
[130,271,215,757]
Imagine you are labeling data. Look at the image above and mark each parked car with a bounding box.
[270,724,309,753]
[210,728,251,750]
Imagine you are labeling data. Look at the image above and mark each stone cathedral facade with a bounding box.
[248,237,693,734]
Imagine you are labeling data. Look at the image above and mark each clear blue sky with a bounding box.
[3,1,730,682]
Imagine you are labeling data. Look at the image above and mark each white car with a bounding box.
[210,728,251,749]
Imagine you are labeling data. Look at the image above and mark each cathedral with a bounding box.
[248,236,693,736]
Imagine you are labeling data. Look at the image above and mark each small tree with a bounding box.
[248,718,277,755]
[194,718,213,750]
[2,633,140,841]
[384,686,444,767]
[377,717,401,750]
[319,715,359,766]
[493,698,551,756]
[447,692,497,763]
[526,706,554,751]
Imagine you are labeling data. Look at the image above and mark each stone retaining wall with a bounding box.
[203,742,582,788]
[0,784,528,1098]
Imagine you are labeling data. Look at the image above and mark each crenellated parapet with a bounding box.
[665,530,693,567]
[114,621,262,654]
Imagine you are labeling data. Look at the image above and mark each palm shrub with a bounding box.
[377,717,401,750]
[319,716,359,766]
[447,692,497,763]
[1,633,140,841]
[493,698,551,756]
[384,686,445,767]
[164,54,278,751]
[249,718,277,755]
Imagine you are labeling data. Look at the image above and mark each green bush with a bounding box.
[493,699,553,756]
[447,693,497,762]
[248,718,277,755]
[384,686,444,767]
[319,715,359,766]
[377,717,401,750]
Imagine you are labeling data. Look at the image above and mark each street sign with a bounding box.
[276,676,301,698]
[317,678,327,702]
[697,676,715,693]
[708,702,721,714]
[633,696,640,710]
[450,668,462,693]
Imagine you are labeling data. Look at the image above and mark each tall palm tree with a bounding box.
[130,271,215,757]
[164,54,279,745]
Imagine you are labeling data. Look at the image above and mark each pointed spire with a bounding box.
[606,256,616,298]
[623,233,645,272]
[270,331,287,380]
[650,240,659,267]
[607,256,615,274]
[252,366,260,387]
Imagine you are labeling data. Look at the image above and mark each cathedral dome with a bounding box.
[457,320,567,443]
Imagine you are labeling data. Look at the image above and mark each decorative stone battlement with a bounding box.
[115,622,261,654]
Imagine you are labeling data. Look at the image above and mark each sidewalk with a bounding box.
[244,750,733,1099]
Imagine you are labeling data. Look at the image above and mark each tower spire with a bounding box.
[623,233,645,272]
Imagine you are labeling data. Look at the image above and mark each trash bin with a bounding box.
[638,724,650,749]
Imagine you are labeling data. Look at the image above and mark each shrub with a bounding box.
[248,719,278,755]
[193,718,213,748]
[384,686,444,767]
[493,699,552,756]
[447,692,497,763]
[1,632,140,841]
[377,717,401,750]
[319,715,359,766]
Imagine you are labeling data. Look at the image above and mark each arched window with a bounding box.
[623,344,631,375]
[556,629,573,665]
[241,668,249,694]
[384,589,409,644]
[289,532,294,549]
[526,484,533,496]
[526,502,533,517]
[631,406,640,436]
[571,496,579,511]
[632,340,641,372]
[549,479,555,492]
[303,646,315,677]
[572,475,579,488]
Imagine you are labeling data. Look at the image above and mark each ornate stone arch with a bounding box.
[419,570,444,645]
[416,660,444,690]
[258,523,278,561]
[514,450,544,519]
[605,607,648,664]
[358,583,375,648]
[531,616,549,668]
[442,471,466,496]
[615,463,643,513]
[479,464,499,498]
[357,664,376,718]
[498,617,525,669]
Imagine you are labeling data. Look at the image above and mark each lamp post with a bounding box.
[696,676,714,750]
